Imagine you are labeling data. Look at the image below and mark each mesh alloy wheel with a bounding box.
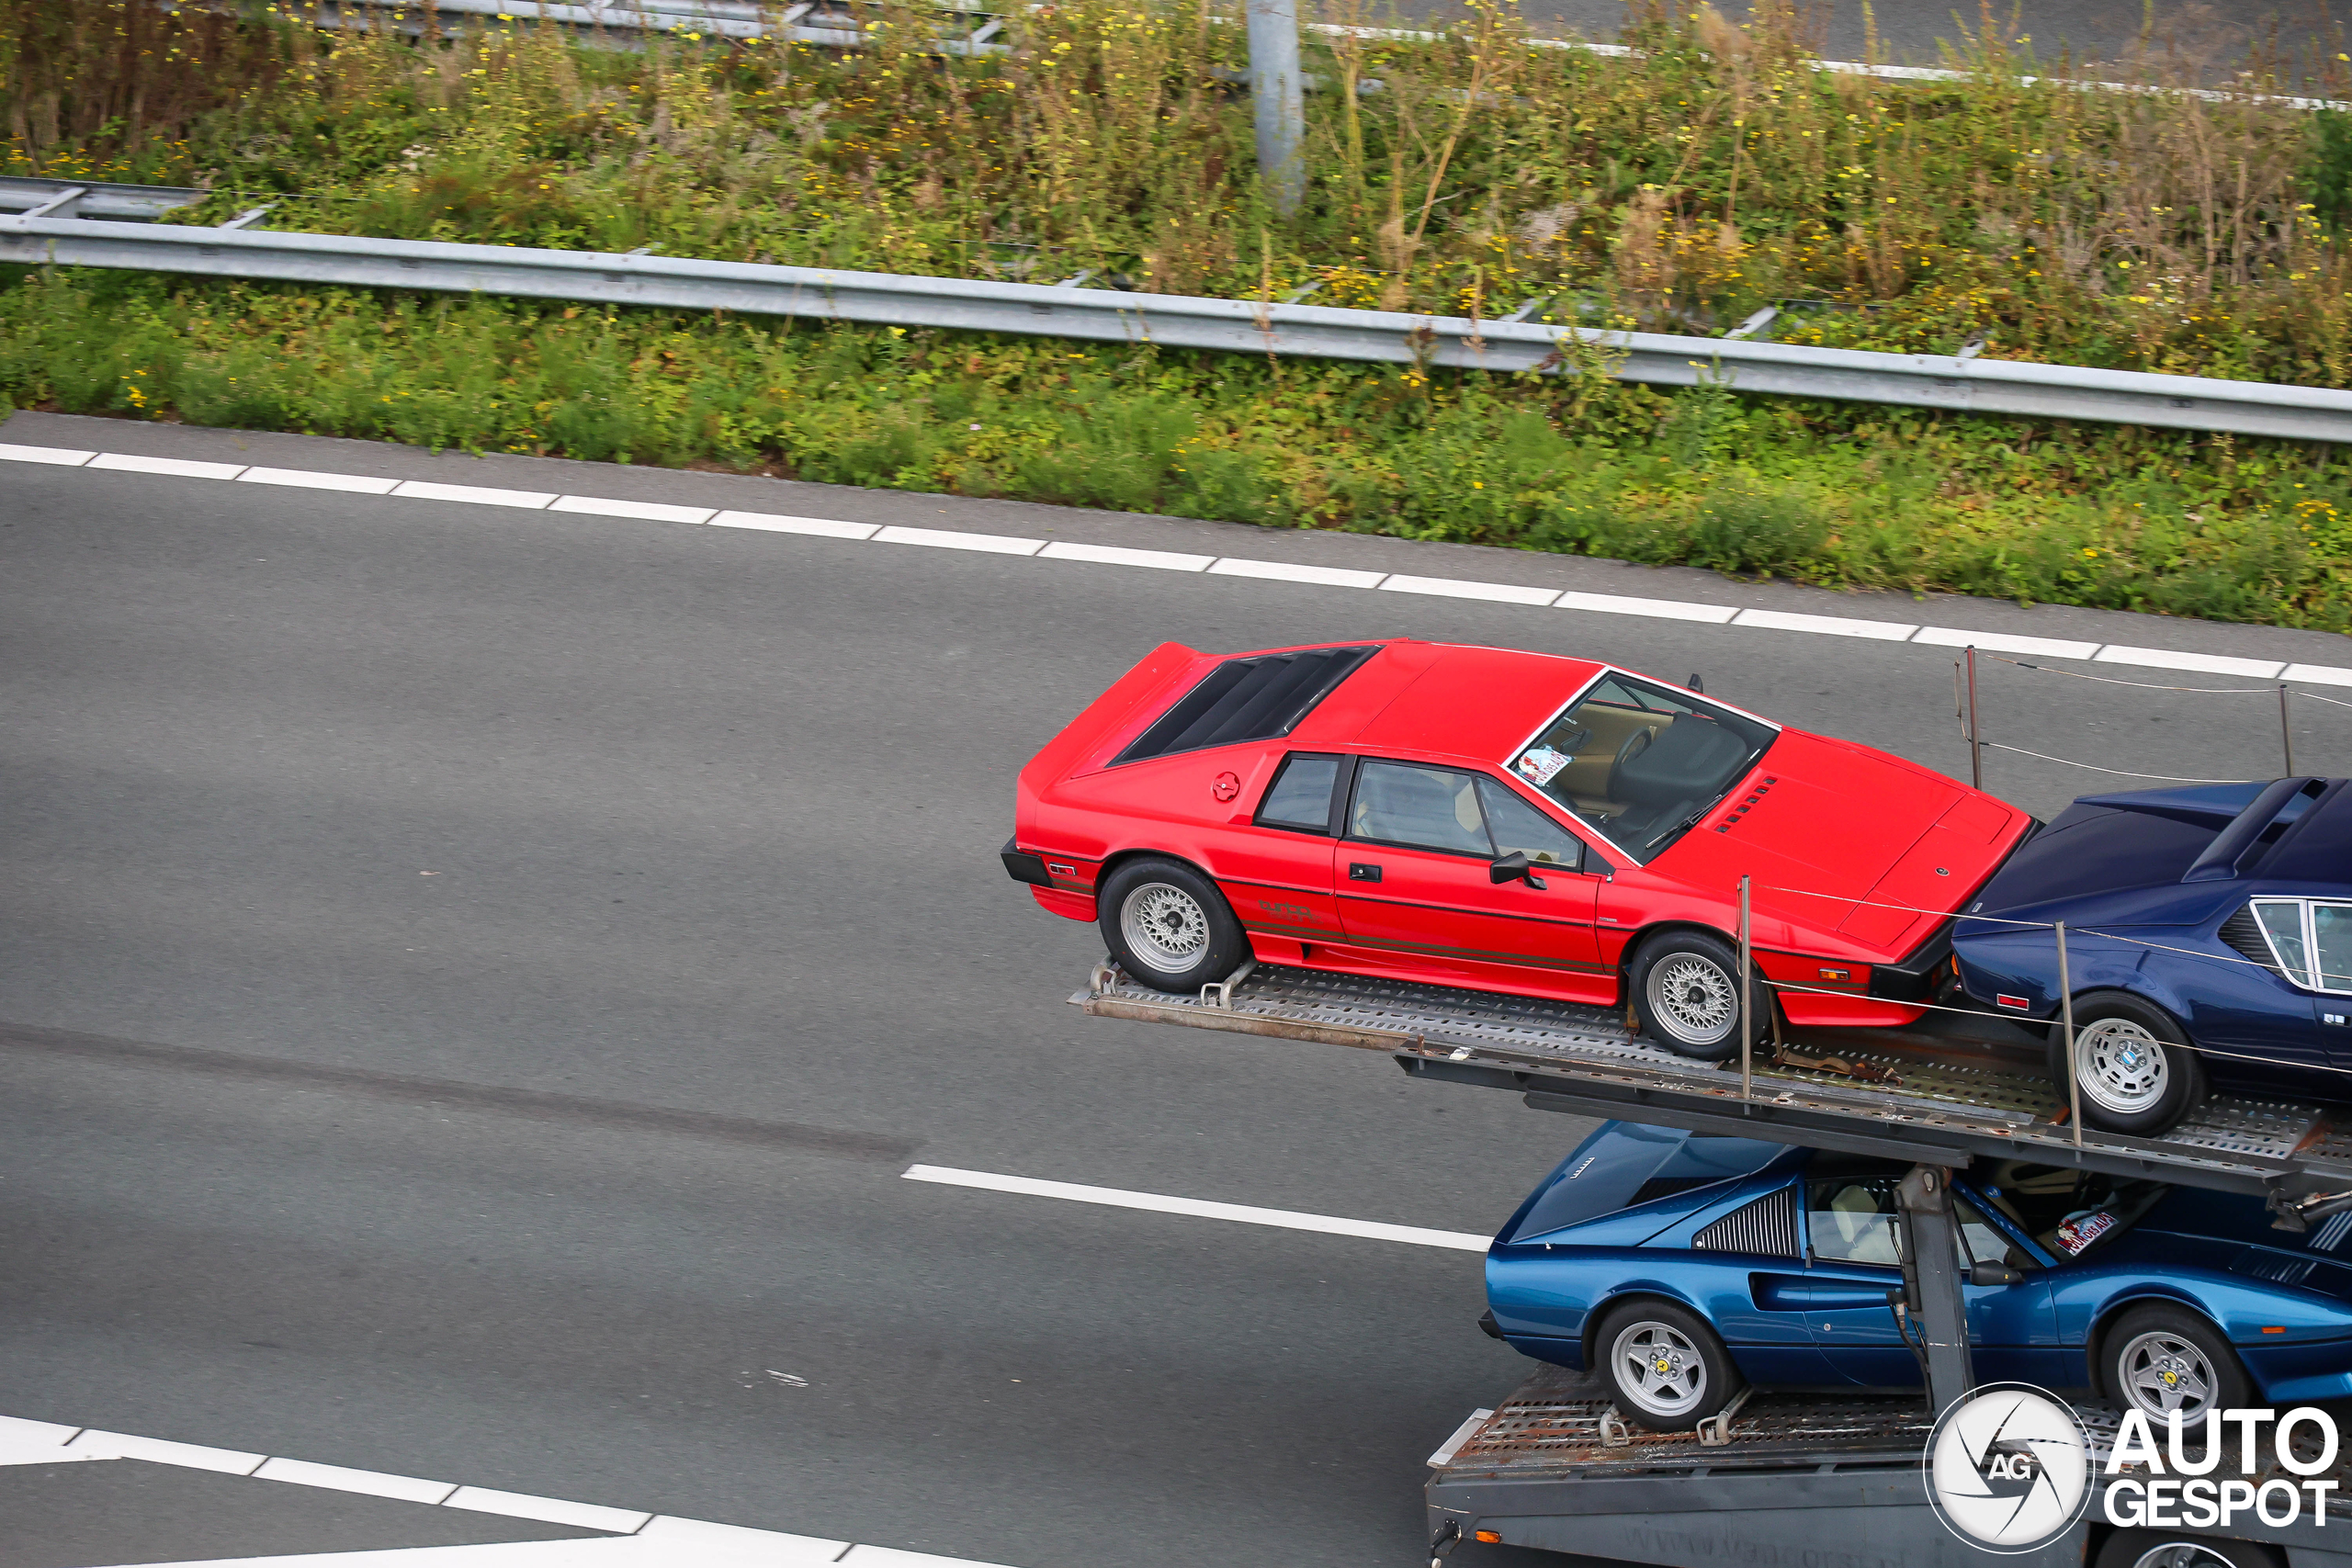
[2075,1019,2171,1116]
[1120,882,1211,971]
[1646,954,1738,1050]
[2115,1327,2220,1423]
[1609,1318,1710,1421]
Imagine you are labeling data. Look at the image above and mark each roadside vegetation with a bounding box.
[6,0,2352,627]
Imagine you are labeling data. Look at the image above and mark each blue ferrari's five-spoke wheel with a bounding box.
[2116,1328,2219,1422]
[1613,1320,1708,1418]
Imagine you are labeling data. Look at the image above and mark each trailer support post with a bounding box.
[1964,646,1983,790]
[1737,874,1753,1105]
[2058,921,2080,1149]
[1896,1164,1975,1416]
[2282,684,2296,775]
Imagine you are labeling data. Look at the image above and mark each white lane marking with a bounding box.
[445,1486,650,1533]
[1205,556,1387,589]
[2095,644,2286,679]
[1910,626,2101,660]
[91,452,248,481]
[873,524,1045,556]
[17,448,2340,686]
[1555,590,1738,624]
[67,1429,266,1473]
[550,496,716,525]
[1038,539,1214,571]
[838,1549,1025,1568]
[3,1411,886,1562]
[1731,607,1917,641]
[390,479,558,510]
[91,1543,807,1567]
[254,1456,458,1505]
[0,441,96,466]
[903,1164,1490,1251]
[239,467,401,495]
[1378,573,1562,607]
[710,510,880,539]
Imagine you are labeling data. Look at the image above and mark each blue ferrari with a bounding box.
[1485,1122,2352,1431]
[1951,775,2352,1135]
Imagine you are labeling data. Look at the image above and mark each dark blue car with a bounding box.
[1951,775,2352,1135]
[1485,1122,2352,1431]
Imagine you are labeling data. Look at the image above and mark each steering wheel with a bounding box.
[1609,728,1652,799]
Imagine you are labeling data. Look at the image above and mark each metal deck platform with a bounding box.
[1073,961,2352,1205]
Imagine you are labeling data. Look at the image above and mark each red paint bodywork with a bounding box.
[1012,639,2032,1027]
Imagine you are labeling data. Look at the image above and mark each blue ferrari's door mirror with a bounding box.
[1969,1260,2024,1287]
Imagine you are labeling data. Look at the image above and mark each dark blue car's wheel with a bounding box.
[1595,1299,1743,1431]
[2049,992,2206,1136]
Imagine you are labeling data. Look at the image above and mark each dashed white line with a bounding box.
[2095,644,2287,679]
[238,467,401,495]
[1,1411,1007,1568]
[709,510,880,539]
[873,524,1044,555]
[549,496,717,525]
[1555,590,1738,624]
[902,1164,1491,1251]
[1379,572,1562,606]
[390,479,558,510]
[13,437,2348,686]
[1037,539,1215,571]
[90,452,248,481]
[1730,606,1917,641]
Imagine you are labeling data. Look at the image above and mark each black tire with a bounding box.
[1594,1298,1744,1431]
[2100,1303,2251,1428]
[1629,930,1768,1061]
[2094,1529,2281,1568]
[1097,856,1249,993]
[2049,992,2206,1136]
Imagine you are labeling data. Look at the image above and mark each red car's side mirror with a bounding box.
[1490,852,1547,890]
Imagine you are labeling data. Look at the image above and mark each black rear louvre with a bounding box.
[1114,646,1378,764]
[2220,904,2283,977]
[1692,1188,1799,1258]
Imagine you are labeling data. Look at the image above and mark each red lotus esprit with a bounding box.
[1003,639,2033,1056]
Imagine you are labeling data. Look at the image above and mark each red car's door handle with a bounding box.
[1348,863,1382,883]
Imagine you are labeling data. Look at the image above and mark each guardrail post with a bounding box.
[1738,874,1753,1105]
[1964,645,1983,790]
[1246,0,1306,218]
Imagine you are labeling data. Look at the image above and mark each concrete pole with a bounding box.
[1247,0,1306,219]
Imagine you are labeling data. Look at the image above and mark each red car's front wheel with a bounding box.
[1098,857,1249,993]
[1630,931,1769,1060]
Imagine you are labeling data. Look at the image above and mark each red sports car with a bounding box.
[1004,639,2033,1056]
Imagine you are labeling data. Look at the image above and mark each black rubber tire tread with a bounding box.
[1592,1297,1745,1433]
[2047,991,2207,1137]
[1628,929,1770,1062]
[2094,1529,2282,1568]
[1096,855,1249,994]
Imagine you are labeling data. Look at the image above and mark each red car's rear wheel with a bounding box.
[1099,856,1248,993]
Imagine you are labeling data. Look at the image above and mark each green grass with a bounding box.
[6,0,2352,629]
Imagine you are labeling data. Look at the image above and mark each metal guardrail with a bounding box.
[6,206,2351,441]
[303,0,1006,51]
[0,177,204,221]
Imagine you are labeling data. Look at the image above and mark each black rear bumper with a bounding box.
[1001,837,1054,888]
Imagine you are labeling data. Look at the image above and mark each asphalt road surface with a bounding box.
[5,409,2351,1568]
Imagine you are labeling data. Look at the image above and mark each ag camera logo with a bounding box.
[1923,1383,2093,1553]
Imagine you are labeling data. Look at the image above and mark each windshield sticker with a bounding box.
[2052,1210,2117,1255]
[1514,746,1574,787]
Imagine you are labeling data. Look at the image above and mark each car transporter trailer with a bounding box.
[1073,959,2352,1568]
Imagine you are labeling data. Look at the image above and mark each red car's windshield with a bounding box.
[1509,673,1777,863]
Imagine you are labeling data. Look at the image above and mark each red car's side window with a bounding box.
[1255,753,1344,835]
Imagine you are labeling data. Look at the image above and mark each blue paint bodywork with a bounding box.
[1485,1122,2352,1401]
[1949,778,2352,1101]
